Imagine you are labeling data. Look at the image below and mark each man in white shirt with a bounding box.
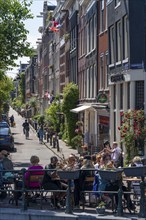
[105,141,122,167]
[111,142,122,167]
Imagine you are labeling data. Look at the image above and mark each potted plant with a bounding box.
[96,201,106,215]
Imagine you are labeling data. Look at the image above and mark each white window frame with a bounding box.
[123,16,128,59]
[87,23,89,53]
[100,55,104,89]
[110,25,115,64]
[105,52,109,89]
[100,0,104,33]
[94,64,96,98]
[116,21,121,62]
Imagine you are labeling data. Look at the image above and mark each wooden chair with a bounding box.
[26,173,45,207]
[81,176,95,210]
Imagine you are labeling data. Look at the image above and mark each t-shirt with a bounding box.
[25,165,44,188]
[111,146,121,162]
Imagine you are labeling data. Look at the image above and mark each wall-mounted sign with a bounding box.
[111,74,125,82]
[97,92,108,103]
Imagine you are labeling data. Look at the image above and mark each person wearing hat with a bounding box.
[1,150,13,171]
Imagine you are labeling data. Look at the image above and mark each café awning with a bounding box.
[70,105,92,113]
[70,103,109,113]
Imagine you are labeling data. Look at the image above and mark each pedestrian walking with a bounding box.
[22,119,30,139]
[37,125,44,144]
[33,119,38,131]
[9,115,14,127]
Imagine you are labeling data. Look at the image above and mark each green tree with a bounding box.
[29,97,38,116]
[0,76,13,113]
[62,83,79,144]
[45,100,60,132]
[19,72,25,103]
[0,0,33,70]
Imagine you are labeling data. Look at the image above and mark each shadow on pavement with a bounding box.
[12,133,20,135]
[14,142,24,145]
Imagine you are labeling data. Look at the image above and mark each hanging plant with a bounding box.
[64,33,70,42]
[118,109,146,163]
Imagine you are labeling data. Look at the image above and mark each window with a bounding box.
[135,81,144,110]
[105,53,109,88]
[93,64,97,97]
[100,55,104,89]
[84,70,87,98]
[116,21,121,62]
[86,15,96,53]
[94,14,96,48]
[100,0,104,32]
[87,23,89,53]
[105,1,108,30]
[87,68,89,98]
[90,66,93,98]
[109,25,115,64]
[70,27,76,51]
[114,112,116,141]
[120,84,123,110]
[123,16,128,59]
[106,0,113,4]
[115,0,120,7]
[113,84,116,109]
[93,64,96,98]
[127,82,130,109]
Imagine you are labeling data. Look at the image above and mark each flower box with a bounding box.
[124,166,146,177]
[98,169,123,181]
[57,170,80,180]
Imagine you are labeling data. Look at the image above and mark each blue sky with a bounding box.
[7,0,57,78]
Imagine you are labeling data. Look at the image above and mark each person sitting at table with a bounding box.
[42,156,67,208]
[93,154,113,205]
[1,150,14,171]
[93,154,135,211]
[98,154,135,211]
[130,156,143,167]
[25,155,44,188]
[15,155,44,200]
[63,154,80,209]
[129,156,143,200]
[79,155,95,206]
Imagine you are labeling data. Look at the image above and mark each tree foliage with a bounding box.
[0,0,33,70]
[0,76,14,113]
[62,83,79,143]
[118,110,146,163]
[19,72,25,103]
[45,100,60,132]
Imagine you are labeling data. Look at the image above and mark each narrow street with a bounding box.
[9,107,78,169]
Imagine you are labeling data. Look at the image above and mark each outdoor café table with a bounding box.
[124,166,146,218]
[98,168,123,216]
[57,170,80,214]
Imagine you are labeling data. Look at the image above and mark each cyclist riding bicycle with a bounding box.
[22,120,30,139]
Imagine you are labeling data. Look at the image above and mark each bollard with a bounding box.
[21,168,27,211]
[65,179,73,214]
[117,185,123,216]
[139,177,146,218]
